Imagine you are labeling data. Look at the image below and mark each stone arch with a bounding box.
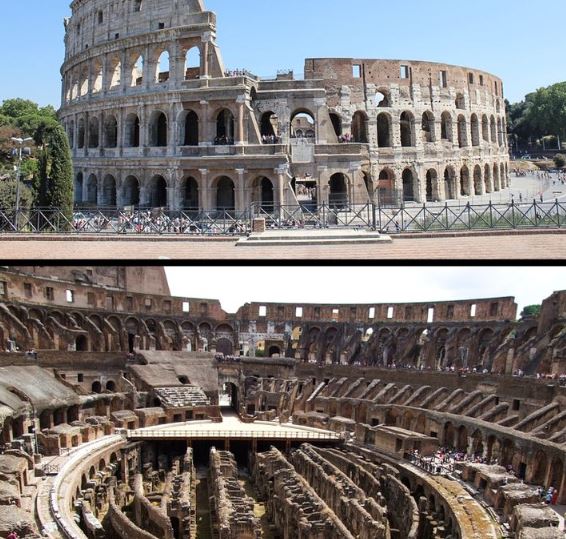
[185,46,201,80]
[473,165,483,195]
[493,164,500,191]
[180,176,199,210]
[457,115,468,148]
[213,176,235,211]
[490,115,497,144]
[421,111,435,143]
[108,55,121,88]
[375,88,390,107]
[471,429,484,456]
[329,112,342,138]
[106,380,116,392]
[125,113,140,147]
[425,169,438,202]
[531,449,548,485]
[440,111,453,142]
[77,118,86,149]
[131,54,144,87]
[400,111,415,147]
[102,175,117,206]
[75,334,88,351]
[148,175,168,208]
[149,110,168,147]
[376,113,392,148]
[497,118,503,146]
[291,109,316,139]
[75,173,84,202]
[155,50,170,83]
[352,111,368,143]
[470,114,480,146]
[123,175,140,206]
[251,177,274,211]
[329,173,349,208]
[460,166,470,196]
[103,115,118,148]
[444,166,456,200]
[91,381,102,393]
[92,59,103,93]
[181,110,199,146]
[377,168,395,204]
[88,116,99,148]
[402,168,416,202]
[500,163,505,188]
[86,174,98,205]
[216,108,235,144]
[260,111,279,139]
[67,120,75,149]
[456,425,468,451]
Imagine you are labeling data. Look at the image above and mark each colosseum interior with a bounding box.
[60,0,510,211]
[0,266,564,538]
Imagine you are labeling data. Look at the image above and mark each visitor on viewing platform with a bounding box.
[338,133,353,143]
[262,134,281,144]
[214,135,234,146]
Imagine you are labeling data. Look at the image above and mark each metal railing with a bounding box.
[0,200,564,235]
[126,428,342,440]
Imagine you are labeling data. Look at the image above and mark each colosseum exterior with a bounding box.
[0,266,564,538]
[59,0,510,212]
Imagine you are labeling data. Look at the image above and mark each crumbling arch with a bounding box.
[260,111,279,139]
[149,111,168,147]
[148,175,168,208]
[481,114,489,142]
[376,113,392,148]
[122,175,140,206]
[425,169,438,202]
[444,166,456,200]
[131,54,144,87]
[108,55,121,88]
[421,111,435,143]
[184,47,201,80]
[400,111,415,147]
[329,113,342,138]
[440,112,453,142]
[460,166,470,196]
[484,164,493,193]
[155,50,170,83]
[290,110,316,139]
[473,165,483,195]
[352,111,368,143]
[470,114,480,146]
[455,93,465,110]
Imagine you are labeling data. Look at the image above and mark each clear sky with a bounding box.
[1,0,565,108]
[164,266,564,316]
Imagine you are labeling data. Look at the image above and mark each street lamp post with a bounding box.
[11,137,33,229]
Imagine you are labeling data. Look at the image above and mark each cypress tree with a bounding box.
[35,124,74,223]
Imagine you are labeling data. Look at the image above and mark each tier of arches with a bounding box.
[64,44,203,102]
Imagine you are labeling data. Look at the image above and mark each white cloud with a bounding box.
[164,266,565,317]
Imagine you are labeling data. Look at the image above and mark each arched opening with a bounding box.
[131,55,143,87]
[149,175,167,208]
[67,121,75,149]
[402,169,415,202]
[352,111,368,143]
[109,56,121,88]
[86,174,98,205]
[260,111,279,141]
[156,50,170,83]
[75,173,83,203]
[183,110,199,146]
[75,335,88,351]
[375,90,390,107]
[470,114,480,146]
[457,115,468,147]
[102,175,117,206]
[123,176,140,206]
[482,115,489,142]
[291,110,315,139]
[484,164,492,193]
[532,450,548,485]
[106,380,116,392]
[444,167,456,200]
[329,173,348,209]
[92,60,103,93]
[150,111,167,147]
[125,113,140,147]
[455,93,465,110]
[400,111,415,147]
[104,115,118,148]
[441,112,453,142]
[377,169,395,205]
[88,117,99,148]
[216,109,234,145]
[252,177,274,211]
[78,119,86,149]
[329,113,342,138]
[473,165,483,195]
[181,177,199,210]
[216,338,233,356]
[490,116,497,144]
[91,381,102,393]
[215,176,235,211]
[268,345,281,357]
[421,111,435,143]
[460,166,470,196]
[185,47,201,80]
[377,113,391,147]
[497,118,503,146]
[493,164,500,191]
[221,382,239,411]
[426,169,438,202]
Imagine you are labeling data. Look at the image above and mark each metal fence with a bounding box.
[126,428,342,441]
[0,200,565,235]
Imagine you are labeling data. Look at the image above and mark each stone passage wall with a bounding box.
[59,0,509,211]
[209,448,260,538]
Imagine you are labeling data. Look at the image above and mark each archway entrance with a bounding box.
[215,177,235,211]
[149,176,167,208]
[252,177,274,211]
[329,173,348,208]
[75,335,88,351]
[221,382,239,411]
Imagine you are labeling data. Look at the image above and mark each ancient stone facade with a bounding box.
[59,0,510,211]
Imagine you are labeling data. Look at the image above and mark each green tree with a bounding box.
[520,305,541,318]
[0,179,33,210]
[35,124,74,219]
[524,82,566,141]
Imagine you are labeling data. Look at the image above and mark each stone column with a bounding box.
[97,174,104,206]
[235,169,246,211]
[199,169,210,210]
[236,95,246,146]
[101,54,109,95]
[201,33,212,79]
[318,166,329,205]
[143,45,151,89]
[275,166,287,208]
[200,100,210,146]
[314,97,326,144]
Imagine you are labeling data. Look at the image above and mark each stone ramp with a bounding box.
[237,228,392,246]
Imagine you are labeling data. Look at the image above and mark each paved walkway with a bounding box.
[1,230,565,259]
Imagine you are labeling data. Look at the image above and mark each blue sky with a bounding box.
[1,0,564,108]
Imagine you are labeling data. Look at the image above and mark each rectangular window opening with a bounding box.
[352,64,362,78]
[387,306,394,319]
[24,283,32,298]
[369,307,375,319]
[259,305,267,317]
[427,307,435,324]
[182,301,190,313]
[295,307,303,318]
[439,70,447,88]
[66,289,74,303]
[400,65,410,79]
[470,304,477,317]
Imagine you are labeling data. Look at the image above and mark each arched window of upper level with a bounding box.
[440,112,453,142]
[421,111,435,143]
[376,113,391,148]
[482,115,490,143]
[150,111,168,147]
[375,90,390,108]
[92,60,103,93]
[104,115,118,148]
[400,111,415,147]
[457,115,468,148]
[131,55,143,87]
[470,114,480,146]
[185,47,201,80]
[109,56,121,89]
[133,0,142,13]
[125,114,140,147]
[156,51,170,83]
[352,111,368,143]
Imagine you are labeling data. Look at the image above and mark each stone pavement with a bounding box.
[1,230,566,259]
